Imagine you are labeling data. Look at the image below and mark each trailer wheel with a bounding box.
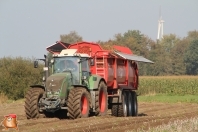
[111,91,128,117]
[131,91,138,116]
[72,88,90,119]
[25,88,44,119]
[67,88,76,119]
[95,81,108,116]
[127,91,132,116]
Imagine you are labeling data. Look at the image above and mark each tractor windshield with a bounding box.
[53,56,90,85]
[53,57,79,74]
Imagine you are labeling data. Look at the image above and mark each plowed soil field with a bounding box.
[1,101,198,132]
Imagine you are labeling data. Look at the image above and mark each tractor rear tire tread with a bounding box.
[95,81,108,116]
[73,88,90,119]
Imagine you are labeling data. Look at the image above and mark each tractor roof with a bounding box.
[53,49,90,58]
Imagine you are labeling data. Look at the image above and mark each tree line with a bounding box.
[61,30,198,75]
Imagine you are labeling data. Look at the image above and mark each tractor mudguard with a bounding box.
[89,75,104,90]
[30,85,45,91]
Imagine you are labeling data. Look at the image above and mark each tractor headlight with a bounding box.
[43,76,45,81]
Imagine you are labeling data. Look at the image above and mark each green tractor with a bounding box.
[24,49,108,119]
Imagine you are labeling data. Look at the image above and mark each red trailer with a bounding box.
[67,41,153,117]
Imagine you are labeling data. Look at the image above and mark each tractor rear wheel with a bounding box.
[69,88,90,119]
[111,90,128,117]
[25,88,44,119]
[95,81,108,116]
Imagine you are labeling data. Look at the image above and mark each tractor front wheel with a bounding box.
[67,88,76,119]
[24,88,44,119]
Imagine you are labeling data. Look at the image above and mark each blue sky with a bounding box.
[0,0,197,58]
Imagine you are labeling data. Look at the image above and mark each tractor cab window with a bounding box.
[62,60,77,71]
[53,57,80,84]
[81,59,89,71]
[53,57,79,74]
[81,58,90,77]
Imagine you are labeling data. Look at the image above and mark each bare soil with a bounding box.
[1,101,198,132]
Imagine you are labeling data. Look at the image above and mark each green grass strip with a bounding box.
[138,94,198,103]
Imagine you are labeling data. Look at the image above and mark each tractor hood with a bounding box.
[46,72,75,99]
[46,74,67,96]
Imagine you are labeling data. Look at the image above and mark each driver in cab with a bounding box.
[62,60,77,72]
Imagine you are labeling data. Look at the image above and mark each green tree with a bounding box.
[148,34,183,75]
[123,30,143,44]
[60,31,83,44]
[147,44,170,75]
[184,39,198,75]
[160,34,178,53]
[187,30,198,41]
[0,57,43,100]
[138,36,156,75]
[170,38,189,75]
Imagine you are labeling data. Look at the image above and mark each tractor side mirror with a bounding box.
[90,58,94,66]
[34,60,38,68]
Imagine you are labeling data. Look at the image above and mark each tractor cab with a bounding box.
[50,49,91,86]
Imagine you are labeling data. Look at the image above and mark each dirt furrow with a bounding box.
[1,101,198,132]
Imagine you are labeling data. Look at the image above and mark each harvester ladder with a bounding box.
[95,56,105,79]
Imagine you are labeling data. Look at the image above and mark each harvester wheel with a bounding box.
[67,88,76,119]
[72,88,90,119]
[25,88,44,119]
[95,81,108,116]
[131,91,138,116]
[111,90,128,117]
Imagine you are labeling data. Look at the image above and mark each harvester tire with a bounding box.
[67,88,76,119]
[72,88,90,119]
[131,91,138,116]
[25,88,44,119]
[95,81,108,116]
[111,90,128,117]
